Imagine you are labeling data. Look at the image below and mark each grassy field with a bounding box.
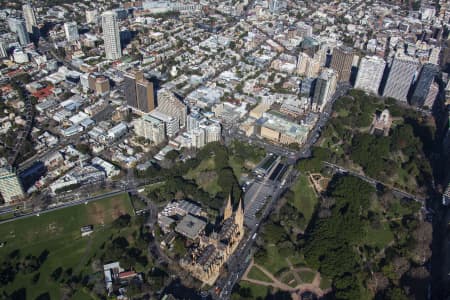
[0,193,134,299]
[228,156,244,180]
[237,282,270,299]
[185,157,215,179]
[319,276,332,290]
[228,155,258,182]
[185,158,222,196]
[257,244,290,275]
[289,175,318,227]
[256,243,307,276]
[247,266,272,282]
[281,272,298,287]
[130,194,148,210]
[363,221,394,249]
[299,269,316,284]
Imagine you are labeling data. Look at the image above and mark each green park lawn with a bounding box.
[184,157,223,196]
[228,154,259,182]
[289,175,318,227]
[281,272,298,287]
[363,222,394,249]
[247,266,272,282]
[298,269,316,284]
[260,244,289,274]
[236,282,270,299]
[319,276,332,290]
[228,156,245,181]
[0,193,134,299]
[185,157,216,179]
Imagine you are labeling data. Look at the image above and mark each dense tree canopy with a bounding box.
[304,176,374,297]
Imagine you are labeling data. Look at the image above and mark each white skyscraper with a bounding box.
[149,110,179,137]
[134,115,166,145]
[383,53,420,102]
[101,11,122,60]
[201,122,221,143]
[355,56,386,95]
[64,21,79,42]
[191,128,206,148]
[9,18,30,46]
[187,111,203,132]
[312,68,338,112]
[22,3,37,34]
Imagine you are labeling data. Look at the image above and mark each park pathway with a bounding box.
[286,258,302,284]
[242,259,326,298]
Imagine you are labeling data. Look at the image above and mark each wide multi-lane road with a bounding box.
[213,162,297,299]
[0,189,126,225]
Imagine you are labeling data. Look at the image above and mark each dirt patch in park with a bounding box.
[88,197,128,225]
[88,203,105,225]
[111,201,127,220]
[47,222,58,233]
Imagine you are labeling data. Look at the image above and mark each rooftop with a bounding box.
[175,214,206,240]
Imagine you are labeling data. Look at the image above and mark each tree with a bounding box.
[410,221,432,264]
[75,143,90,155]
[165,150,179,161]
[9,249,20,259]
[334,274,363,300]
[0,263,16,285]
[288,143,300,150]
[38,249,49,264]
[32,272,40,284]
[35,292,51,300]
[51,267,63,281]
[10,288,26,300]
[297,147,332,173]
[147,267,168,291]
[385,287,408,300]
[13,73,32,84]
[304,176,373,279]
[112,236,129,250]
[351,133,390,178]
[262,222,288,244]
[113,214,131,228]
[231,284,252,299]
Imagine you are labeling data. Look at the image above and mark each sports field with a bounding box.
[0,193,134,299]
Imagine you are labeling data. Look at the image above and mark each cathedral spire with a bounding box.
[223,194,233,221]
[235,198,244,230]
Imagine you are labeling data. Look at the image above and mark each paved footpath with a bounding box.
[241,259,326,298]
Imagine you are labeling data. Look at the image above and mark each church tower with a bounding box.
[235,198,244,231]
[223,194,233,221]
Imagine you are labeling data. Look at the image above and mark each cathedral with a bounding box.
[179,195,245,285]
